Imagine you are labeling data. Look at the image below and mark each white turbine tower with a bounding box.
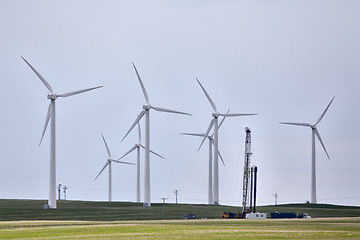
[94,134,135,202]
[196,78,256,205]
[180,113,228,205]
[280,97,334,204]
[118,122,164,203]
[121,63,191,207]
[22,57,102,209]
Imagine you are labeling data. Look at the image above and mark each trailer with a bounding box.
[271,212,311,219]
[271,212,298,218]
[183,214,196,219]
[246,212,267,219]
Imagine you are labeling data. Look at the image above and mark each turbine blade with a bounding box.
[58,86,103,97]
[218,149,225,166]
[39,103,51,146]
[180,133,207,137]
[132,63,149,104]
[117,146,137,160]
[152,106,192,116]
[210,139,225,166]
[137,121,141,143]
[149,149,165,159]
[198,119,214,151]
[112,159,136,165]
[315,128,330,159]
[101,133,111,158]
[316,97,335,125]
[121,110,146,142]
[139,145,165,159]
[196,78,217,112]
[220,113,257,117]
[21,56,53,93]
[279,122,312,127]
[218,109,230,130]
[94,162,109,181]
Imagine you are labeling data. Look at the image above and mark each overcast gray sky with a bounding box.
[1,0,359,207]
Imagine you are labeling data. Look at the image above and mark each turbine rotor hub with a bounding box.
[143,104,151,110]
[212,112,220,118]
[47,93,58,100]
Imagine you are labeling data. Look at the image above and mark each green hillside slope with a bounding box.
[0,199,359,221]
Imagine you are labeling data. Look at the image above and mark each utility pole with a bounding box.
[174,190,179,204]
[274,193,278,206]
[57,183,62,200]
[160,198,167,220]
[63,186,68,200]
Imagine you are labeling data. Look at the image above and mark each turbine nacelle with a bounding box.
[47,93,58,100]
[143,104,151,110]
[212,112,220,118]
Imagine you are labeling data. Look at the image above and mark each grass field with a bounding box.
[0,199,359,239]
[0,199,359,221]
[0,218,359,239]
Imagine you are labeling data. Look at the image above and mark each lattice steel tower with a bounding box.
[242,127,252,215]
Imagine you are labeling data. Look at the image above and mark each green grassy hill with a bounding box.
[0,199,359,221]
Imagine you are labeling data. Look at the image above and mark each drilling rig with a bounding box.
[241,127,252,217]
[220,127,264,219]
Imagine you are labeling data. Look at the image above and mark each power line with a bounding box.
[57,183,62,200]
[63,186,68,200]
[174,190,179,204]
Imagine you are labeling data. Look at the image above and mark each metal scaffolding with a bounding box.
[242,127,252,215]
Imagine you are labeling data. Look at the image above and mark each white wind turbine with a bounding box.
[121,63,191,207]
[280,97,334,204]
[22,57,102,209]
[180,113,228,205]
[94,134,135,202]
[196,78,256,205]
[118,122,164,203]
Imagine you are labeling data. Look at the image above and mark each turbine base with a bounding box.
[43,204,56,209]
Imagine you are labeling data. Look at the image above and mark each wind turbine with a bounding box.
[180,112,228,205]
[180,133,225,205]
[118,122,164,203]
[196,78,257,205]
[22,57,102,209]
[280,97,334,204]
[121,63,191,207]
[94,134,135,202]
